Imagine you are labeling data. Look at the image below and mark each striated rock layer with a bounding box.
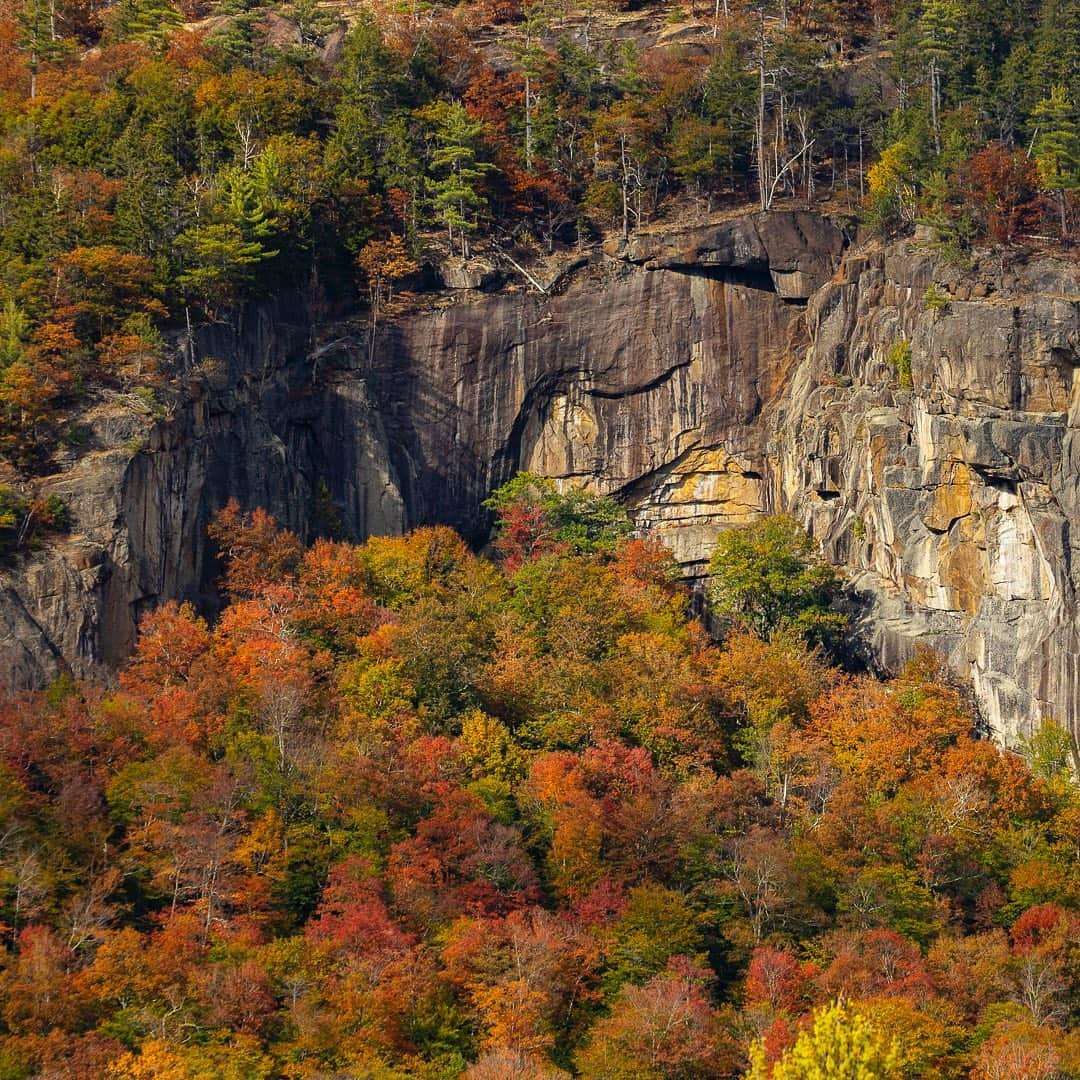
[2,209,1078,746]
[774,244,1080,743]
[0,308,405,688]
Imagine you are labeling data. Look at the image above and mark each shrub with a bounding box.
[923,283,951,314]
[707,515,846,649]
[887,339,913,388]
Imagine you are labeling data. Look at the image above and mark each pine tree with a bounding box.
[918,0,964,153]
[326,13,404,182]
[512,0,550,172]
[108,0,183,47]
[178,173,280,312]
[427,103,492,259]
[1031,0,1080,108]
[16,0,63,99]
[1033,86,1080,235]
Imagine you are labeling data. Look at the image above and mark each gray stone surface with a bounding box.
[771,242,1080,745]
[0,304,406,688]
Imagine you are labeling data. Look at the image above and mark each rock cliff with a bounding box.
[0,307,405,688]
[774,243,1080,743]
[2,210,1078,746]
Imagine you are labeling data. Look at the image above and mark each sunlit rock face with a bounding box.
[370,215,823,572]
[3,209,1079,747]
[774,245,1079,745]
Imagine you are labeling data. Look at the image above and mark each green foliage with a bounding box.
[178,224,277,310]
[1033,87,1080,195]
[1020,718,1077,780]
[887,339,913,388]
[0,301,29,370]
[603,884,705,994]
[484,472,632,561]
[108,0,183,45]
[708,515,845,648]
[0,485,28,551]
[425,102,494,258]
[923,282,951,314]
[0,486,68,557]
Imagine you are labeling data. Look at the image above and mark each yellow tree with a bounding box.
[748,998,902,1079]
[355,233,418,361]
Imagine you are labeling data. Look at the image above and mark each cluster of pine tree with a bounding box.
[0,0,1077,470]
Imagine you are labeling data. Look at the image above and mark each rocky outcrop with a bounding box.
[619,209,846,300]
[772,244,1080,744]
[3,208,1079,747]
[364,218,824,567]
[0,305,406,688]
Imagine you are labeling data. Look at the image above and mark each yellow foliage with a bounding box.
[748,999,902,1079]
[106,1041,190,1080]
[866,142,910,197]
[459,709,526,782]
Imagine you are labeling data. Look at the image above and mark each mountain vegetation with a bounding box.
[0,0,1077,475]
[0,481,1077,1077]
[0,0,1079,1072]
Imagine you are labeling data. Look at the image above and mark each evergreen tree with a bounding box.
[326,13,405,183]
[918,0,964,153]
[112,134,186,290]
[511,0,550,172]
[15,0,63,99]
[178,173,280,311]
[427,103,492,259]
[380,115,425,241]
[1033,86,1080,235]
[108,0,183,47]
[1031,0,1080,107]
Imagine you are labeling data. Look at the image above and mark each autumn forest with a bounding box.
[0,0,1078,476]
[1,0,1080,1075]
[0,480,1076,1077]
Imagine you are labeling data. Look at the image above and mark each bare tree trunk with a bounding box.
[524,72,533,171]
[929,60,941,154]
[757,11,768,211]
[858,126,864,201]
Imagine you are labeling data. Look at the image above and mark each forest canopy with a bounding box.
[0,485,1077,1077]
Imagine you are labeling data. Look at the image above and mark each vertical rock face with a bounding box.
[364,224,816,571]
[773,245,1080,744]
[2,209,1079,746]
[0,305,406,688]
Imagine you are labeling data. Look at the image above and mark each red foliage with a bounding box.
[307,857,415,960]
[745,946,813,1013]
[1010,903,1075,955]
[206,501,305,600]
[818,929,934,1003]
[962,143,1046,244]
[493,497,567,573]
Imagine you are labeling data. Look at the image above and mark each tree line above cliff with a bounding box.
[0,479,1077,1077]
[0,0,1078,475]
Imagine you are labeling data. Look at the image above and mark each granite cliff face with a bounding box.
[0,308,405,688]
[2,210,1078,745]
[774,244,1080,743]
[364,211,842,567]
